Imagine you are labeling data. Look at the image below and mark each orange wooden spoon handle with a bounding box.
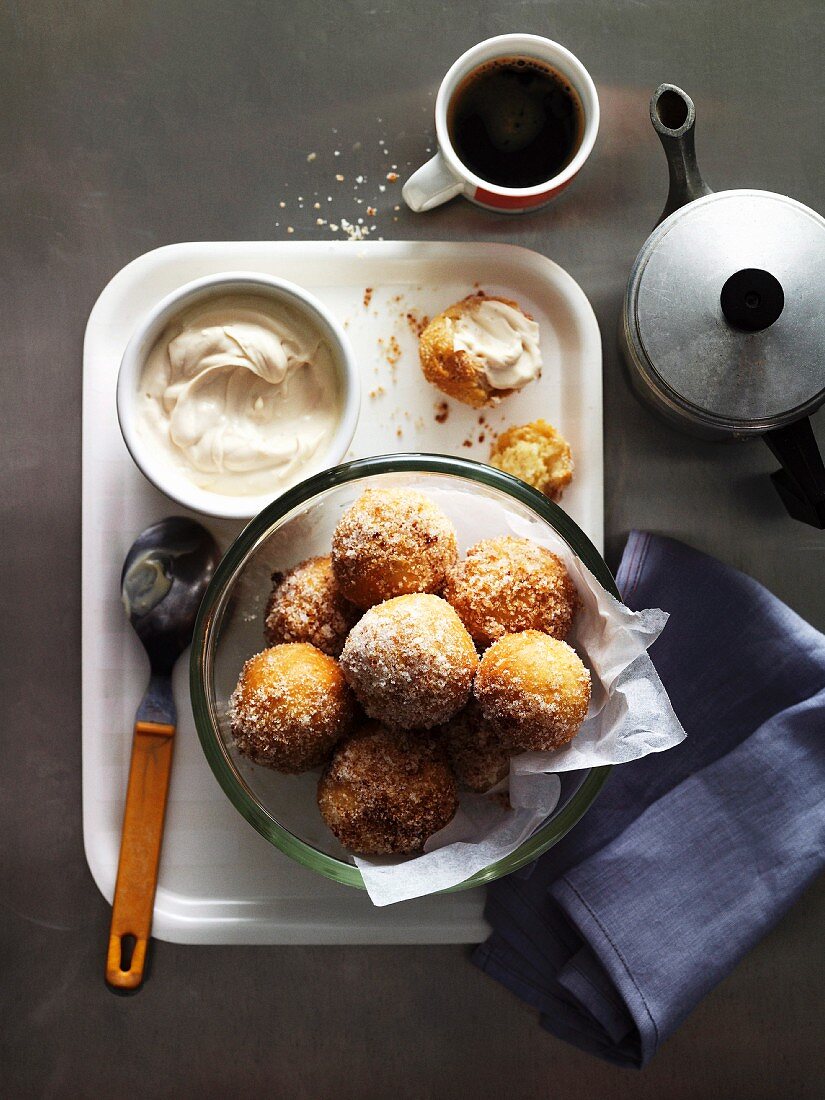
[106,720,176,990]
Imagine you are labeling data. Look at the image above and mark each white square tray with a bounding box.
[82,240,602,943]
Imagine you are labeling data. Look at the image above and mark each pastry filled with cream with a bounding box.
[418,293,542,408]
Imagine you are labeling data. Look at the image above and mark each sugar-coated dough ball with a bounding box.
[317,724,458,854]
[331,488,458,610]
[264,556,360,657]
[443,535,576,648]
[438,699,510,793]
[230,643,354,773]
[474,631,591,752]
[339,593,478,729]
[489,419,573,502]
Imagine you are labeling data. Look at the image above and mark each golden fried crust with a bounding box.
[489,419,574,502]
[475,631,591,752]
[330,488,458,610]
[418,294,530,408]
[442,535,577,648]
[230,643,354,773]
[317,725,458,854]
[264,555,360,657]
[438,699,510,793]
[339,593,478,729]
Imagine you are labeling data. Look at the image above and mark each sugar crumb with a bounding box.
[406,310,429,337]
[340,217,372,241]
[385,335,401,366]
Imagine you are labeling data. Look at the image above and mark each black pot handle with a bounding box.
[764,417,825,529]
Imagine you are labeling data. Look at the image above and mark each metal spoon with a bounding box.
[106,516,220,991]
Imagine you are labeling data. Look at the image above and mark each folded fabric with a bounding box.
[474,531,825,1067]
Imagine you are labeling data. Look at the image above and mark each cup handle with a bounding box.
[402,152,464,212]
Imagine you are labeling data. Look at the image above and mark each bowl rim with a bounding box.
[116,270,361,520]
[190,453,615,891]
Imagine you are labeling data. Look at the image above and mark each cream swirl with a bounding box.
[137,296,340,496]
[452,299,542,390]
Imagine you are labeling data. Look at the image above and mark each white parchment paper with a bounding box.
[353,489,686,905]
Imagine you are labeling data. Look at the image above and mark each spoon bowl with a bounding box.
[123,517,224,658]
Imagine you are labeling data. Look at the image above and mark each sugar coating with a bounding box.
[230,643,354,773]
[438,698,510,793]
[330,487,458,609]
[340,593,478,729]
[475,631,591,752]
[264,555,360,657]
[443,535,577,648]
[317,724,458,854]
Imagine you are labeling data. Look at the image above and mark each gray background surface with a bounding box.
[2,1,824,1096]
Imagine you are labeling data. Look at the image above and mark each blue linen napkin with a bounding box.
[473,531,825,1067]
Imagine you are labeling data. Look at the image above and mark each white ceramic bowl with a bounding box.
[116,271,361,519]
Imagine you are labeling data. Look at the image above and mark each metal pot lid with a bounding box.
[631,189,825,425]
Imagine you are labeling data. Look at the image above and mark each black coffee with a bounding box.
[448,56,584,189]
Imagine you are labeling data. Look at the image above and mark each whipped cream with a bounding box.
[136,295,341,496]
[452,298,542,391]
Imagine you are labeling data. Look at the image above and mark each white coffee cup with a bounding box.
[403,33,599,214]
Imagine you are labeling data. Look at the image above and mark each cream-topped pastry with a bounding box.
[452,298,541,390]
[418,293,542,408]
[136,294,341,495]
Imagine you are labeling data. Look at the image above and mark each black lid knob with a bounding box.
[720,268,784,332]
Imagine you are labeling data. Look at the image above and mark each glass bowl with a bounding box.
[190,454,616,891]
